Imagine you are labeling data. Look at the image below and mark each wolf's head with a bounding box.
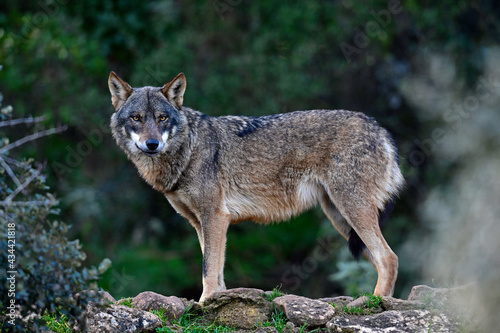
[108,72,186,156]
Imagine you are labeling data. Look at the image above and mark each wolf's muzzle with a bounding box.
[146,139,159,151]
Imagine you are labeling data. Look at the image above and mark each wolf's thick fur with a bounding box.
[108,72,404,302]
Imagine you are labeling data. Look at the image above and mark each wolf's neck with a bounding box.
[131,138,191,193]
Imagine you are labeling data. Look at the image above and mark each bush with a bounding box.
[0,78,110,332]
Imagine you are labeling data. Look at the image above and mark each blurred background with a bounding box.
[1,0,499,309]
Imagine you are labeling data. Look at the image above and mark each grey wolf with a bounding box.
[108,72,404,303]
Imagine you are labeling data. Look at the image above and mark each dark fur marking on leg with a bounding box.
[378,197,396,227]
[348,229,365,261]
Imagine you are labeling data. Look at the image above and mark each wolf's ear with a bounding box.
[161,73,186,109]
[108,72,133,111]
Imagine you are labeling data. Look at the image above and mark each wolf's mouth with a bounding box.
[136,144,159,156]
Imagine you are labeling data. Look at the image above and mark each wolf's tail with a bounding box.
[347,197,396,261]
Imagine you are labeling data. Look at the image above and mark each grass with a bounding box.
[260,307,288,332]
[333,293,384,316]
[155,308,234,332]
[42,312,72,333]
[364,293,383,308]
[118,297,135,308]
[263,285,285,302]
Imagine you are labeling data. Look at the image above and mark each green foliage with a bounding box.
[339,293,384,316]
[117,297,134,308]
[261,307,288,332]
[0,90,109,331]
[364,294,383,309]
[156,308,234,333]
[42,311,72,333]
[341,304,365,315]
[329,247,378,296]
[263,285,285,302]
[149,308,170,327]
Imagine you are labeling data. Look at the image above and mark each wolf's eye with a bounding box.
[131,115,141,121]
[159,115,168,122]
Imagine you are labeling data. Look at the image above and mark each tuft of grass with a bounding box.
[263,285,285,302]
[340,293,383,315]
[260,307,288,332]
[150,308,171,327]
[341,305,366,315]
[118,297,135,308]
[42,312,72,333]
[155,306,234,333]
[364,293,383,309]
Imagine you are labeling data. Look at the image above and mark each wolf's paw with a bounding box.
[346,295,369,308]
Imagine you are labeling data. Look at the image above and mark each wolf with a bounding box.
[108,72,404,303]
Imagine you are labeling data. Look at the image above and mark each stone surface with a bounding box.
[319,296,354,307]
[273,295,335,327]
[74,290,116,305]
[381,296,425,311]
[407,285,436,302]
[327,309,457,333]
[407,284,465,307]
[178,297,202,313]
[102,291,116,304]
[284,321,298,333]
[132,291,186,320]
[79,286,470,332]
[203,288,272,329]
[407,284,475,329]
[85,303,161,333]
[252,327,279,333]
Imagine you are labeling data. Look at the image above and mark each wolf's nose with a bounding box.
[146,139,159,150]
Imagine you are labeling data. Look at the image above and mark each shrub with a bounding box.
[0,75,110,332]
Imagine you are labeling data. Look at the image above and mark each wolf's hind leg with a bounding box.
[322,184,398,296]
[319,192,351,241]
[343,204,398,296]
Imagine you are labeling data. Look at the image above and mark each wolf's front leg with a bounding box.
[199,211,230,304]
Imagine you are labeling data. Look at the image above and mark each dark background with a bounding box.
[1,0,499,302]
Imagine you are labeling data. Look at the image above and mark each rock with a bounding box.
[319,296,354,307]
[407,284,468,308]
[407,285,437,302]
[74,290,115,304]
[284,321,298,333]
[132,291,185,320]
[407,284,476,329]
[327,309,458,333]
[203,288,272,329]
[178,297,202,312]
[85,302,161,333]
[116,298,133,306]
[381,296,425,311]
[273,295,335,327]
[102,291,116,304]
[252,327,279,333]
